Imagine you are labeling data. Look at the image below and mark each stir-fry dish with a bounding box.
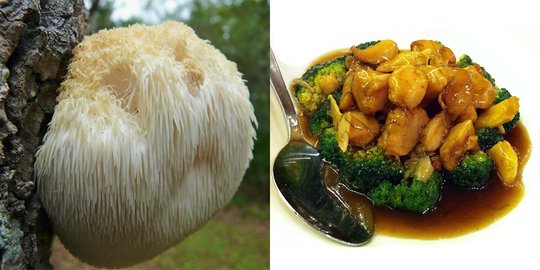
[293,40,523,214]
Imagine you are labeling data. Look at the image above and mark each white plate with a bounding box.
[270,0,540,269]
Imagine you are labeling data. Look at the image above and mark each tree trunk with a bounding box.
[0,0,87,268]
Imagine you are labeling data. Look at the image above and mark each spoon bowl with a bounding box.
[270,50,373,245]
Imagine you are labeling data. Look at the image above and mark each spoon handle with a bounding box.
[270,49,302,141]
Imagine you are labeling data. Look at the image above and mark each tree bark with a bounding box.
[0,0,87,268]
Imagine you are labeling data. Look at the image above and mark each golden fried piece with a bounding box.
[411,40,456,67]
[328,95,342,128]
[439,69,472,120]
[318,74,341,96]
[439,120,479,170]
[418,65,455,105]
[346,111,381,147]
[475,96,519,129]
[376,50,430,73]
[340,58,366,111]
[456,105,478,123]
[487,140,519,186]
[378,107,429,157]
[464,66,495,109]
[419,111,451,152]
[388,65,428,109]
[351,40,399,65]
[335,111,380,151]
[351,69,390,114]
[339,71,356,111]
[336,115,351,152]
[439,46,456,66]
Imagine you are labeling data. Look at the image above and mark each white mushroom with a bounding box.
[34,22,257,268]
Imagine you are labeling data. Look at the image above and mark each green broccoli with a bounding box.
[494,87,512,104]
[456,54,495,85]
[368,157,442,214]
[355,40,380,50]
[318,128,404,193]
[476,127,504,150]
[294,57,347,113]
[456,54,473,68]
[503,112,520,132]
[308,92,341,136]
[319,128,347,167]
[339,147,404,193]
[445,151,493,188]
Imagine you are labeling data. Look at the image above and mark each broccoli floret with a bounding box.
[494,87,512,104]
[456,54,473,68]
[319,128,346,167]
[493,87,520,132]
[503,112,520,131]
[368,171,442,214]
[340,147,404,193]
[318,128,404,193]
[446,151,493,188]
[456,54,495,85]
[294,57,347,113]
[477,127,504,150]
[308,92,341,136]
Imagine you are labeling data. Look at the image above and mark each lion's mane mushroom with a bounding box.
[34,21,257,268]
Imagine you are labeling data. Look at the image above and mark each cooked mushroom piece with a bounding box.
[346,111,380,147]
[475,96,520,129]
[439,120,479,170]
[418,65,454,105]
[439,46,457,66]
[339,71,356,111]
[487,140,519,186]
[376,49,430,73]
[351,40,399,65]
[465,66,495,109]
[388,65,428,109]
[340,58,366,111]
[411,40,441,52]
[410,40,456,67]
[318,74,341,96]
[351,68,390,114]
[456,105,478,123]
[439,69,472,120]
[336,115,351,152]
[419,111,451,152]
[404,156,434,182]
[328,95,343,128]
[378,107,429,157]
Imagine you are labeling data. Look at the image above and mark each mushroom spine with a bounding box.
[35,21,257,268]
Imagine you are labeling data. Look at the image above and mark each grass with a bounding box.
[50,203,269,269]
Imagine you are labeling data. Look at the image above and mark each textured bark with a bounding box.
[0,0,87,268]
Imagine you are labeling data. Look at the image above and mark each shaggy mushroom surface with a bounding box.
[35,21,256,268]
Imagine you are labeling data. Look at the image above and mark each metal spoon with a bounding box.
[270,49,373,245]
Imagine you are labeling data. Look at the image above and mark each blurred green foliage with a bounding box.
[89,0,270,202]
[187,0,269,203]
